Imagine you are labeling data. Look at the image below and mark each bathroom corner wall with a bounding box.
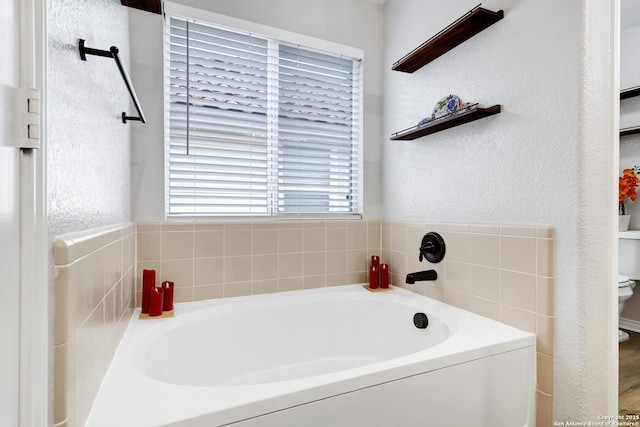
[53,223,135,427]
[382,221,554,427]
[47,0,131,239]
[135,220,381,303]
[47,1,134,425]
[383,0,614,422]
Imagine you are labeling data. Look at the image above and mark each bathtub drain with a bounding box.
[413,312,429,329]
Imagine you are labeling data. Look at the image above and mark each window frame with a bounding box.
[163,2,364,220]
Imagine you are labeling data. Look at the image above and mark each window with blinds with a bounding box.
[165,15,363,217]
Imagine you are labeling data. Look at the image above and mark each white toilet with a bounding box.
[618,231,640,342]
[618,275,636,342]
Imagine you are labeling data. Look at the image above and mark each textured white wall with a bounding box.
[47,0,131,239]
[383,0,579,224]
[383,0,616,421]
[129,0,384,221]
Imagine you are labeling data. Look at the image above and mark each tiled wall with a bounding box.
[135,220,381,302]
[381,221,554,427]
[53,223,135,427]
[134,219,553,427]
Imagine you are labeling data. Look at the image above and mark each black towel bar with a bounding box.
[79,39,146,124]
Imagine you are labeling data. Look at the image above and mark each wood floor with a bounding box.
[620,330,640,415]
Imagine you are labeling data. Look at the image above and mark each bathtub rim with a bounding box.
[86,284,536,427]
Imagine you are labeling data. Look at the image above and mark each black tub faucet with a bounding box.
[405,270,438,284]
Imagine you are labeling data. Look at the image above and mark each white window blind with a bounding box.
[165,15,363,217]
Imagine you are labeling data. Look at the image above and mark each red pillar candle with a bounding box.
[371,255,380,268]
[369,265,379,289]
[149,287,164,317]
[380,263,389,289]
[162,281,174,312]
[142,269,156,314]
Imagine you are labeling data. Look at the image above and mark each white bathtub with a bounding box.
[86,284,536,427]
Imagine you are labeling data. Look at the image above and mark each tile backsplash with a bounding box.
[135,220,381,303]
[55,219,552,427]
[382,221,554,427]
[53,223,135,427]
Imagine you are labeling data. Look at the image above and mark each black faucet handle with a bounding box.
[418,232,446,263]
[418,241,435,262]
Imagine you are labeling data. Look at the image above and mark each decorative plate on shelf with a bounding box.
[431,95,461,120]
[417,95,477,127]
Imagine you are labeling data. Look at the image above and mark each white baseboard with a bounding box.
[620,317,640,333]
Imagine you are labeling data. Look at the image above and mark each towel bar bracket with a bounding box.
[122,113,144,124]
[79,39,112,61]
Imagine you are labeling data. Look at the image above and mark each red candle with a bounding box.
[371,255,380,268]
[149,287,164,317]
[142,269,156,314]
[369,265,379,289]
[380,263,389,289]
[162,281,174,311]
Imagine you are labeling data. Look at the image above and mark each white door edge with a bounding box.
[18,0,49,425]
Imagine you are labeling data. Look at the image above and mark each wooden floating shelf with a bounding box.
[120,0,161,14]
[392,6,504,73]
[621,126,640,137]
[391,105,501,140]
[621,86,640,100]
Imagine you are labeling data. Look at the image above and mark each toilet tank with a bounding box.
[619,231,640,279]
